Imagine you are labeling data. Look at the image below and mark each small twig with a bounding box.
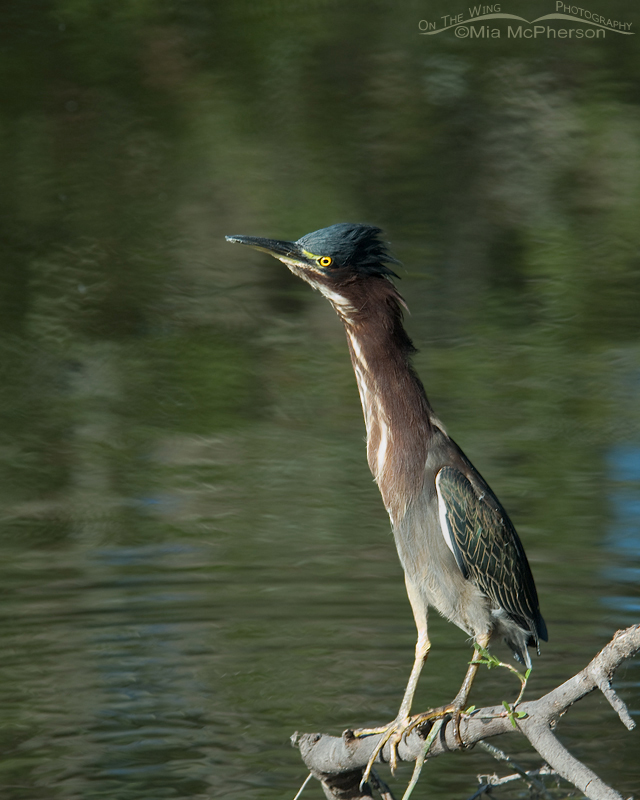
[594,671,636,731]
[467,765,559,800]
[478,764,557,787]
[472,644,530,703]
[292,772,313,800]
[466,784,491,800]
[478,741,554,799]
[472,644,531,720]
[369,769,397,800]
[401,719,444,800]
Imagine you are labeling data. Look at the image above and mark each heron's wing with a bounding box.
[435,466,543,638]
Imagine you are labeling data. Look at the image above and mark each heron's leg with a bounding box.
[358,577,430,784]
[407,630,491,746]
[397,576,431,720]
[452,633,490,708]
[449,631,491,744]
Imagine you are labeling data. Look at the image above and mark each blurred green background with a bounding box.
[0,1,639,798]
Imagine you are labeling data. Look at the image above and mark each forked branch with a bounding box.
[292,624,639,800]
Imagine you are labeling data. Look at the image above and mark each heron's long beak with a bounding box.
[225,235,301,261]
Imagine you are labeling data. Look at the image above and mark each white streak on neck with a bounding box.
[352,362,371,428]
[318,285,356,322]
[347,330,392,488]
[347,332,372,429]
[377,416,389,476]
[348,331,367,367]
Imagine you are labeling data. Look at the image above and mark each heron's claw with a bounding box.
[409,702,473,749]
[451,708,465,748]
[356,706,453,788]
[355,715,411,788]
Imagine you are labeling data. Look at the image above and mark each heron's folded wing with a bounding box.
[435,466,544,639]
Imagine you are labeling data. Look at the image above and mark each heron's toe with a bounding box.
[356,715,411,788]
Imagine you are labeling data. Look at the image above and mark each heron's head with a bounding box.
[225,223,400,318]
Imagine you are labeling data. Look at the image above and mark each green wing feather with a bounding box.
[436,466,544,640]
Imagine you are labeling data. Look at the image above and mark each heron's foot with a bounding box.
[404,704,452,736]
[406,701,473,748]
[355,715,413,786]
[450,706,465,748]
[353,723,393,736]
[356,706,452,787]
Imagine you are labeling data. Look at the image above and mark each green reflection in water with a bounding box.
[0,0,639,798]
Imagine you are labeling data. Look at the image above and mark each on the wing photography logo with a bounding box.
[419,2,634,38]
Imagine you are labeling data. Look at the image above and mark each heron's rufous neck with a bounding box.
[331,281,434,525]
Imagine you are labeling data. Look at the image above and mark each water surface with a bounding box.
[1,2,639,798]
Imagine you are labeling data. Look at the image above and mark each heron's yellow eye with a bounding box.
[318,256,333,267]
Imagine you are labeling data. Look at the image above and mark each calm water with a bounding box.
[1,2,639,798]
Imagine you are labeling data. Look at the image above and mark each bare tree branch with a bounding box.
[476,741,555,799]
[292,624,639,800]
[473,756,558,794]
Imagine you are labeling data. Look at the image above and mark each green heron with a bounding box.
[226,223,547,775]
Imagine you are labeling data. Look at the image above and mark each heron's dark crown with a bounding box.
[297,223,399,278]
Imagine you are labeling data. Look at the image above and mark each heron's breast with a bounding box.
[392,497,492,637]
